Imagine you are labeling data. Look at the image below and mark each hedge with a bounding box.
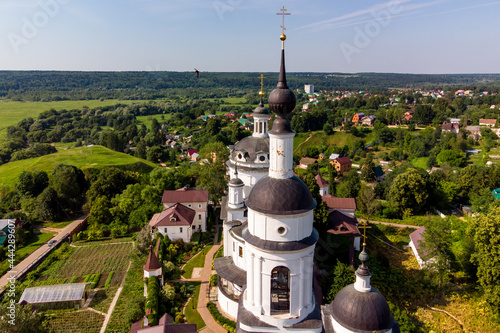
[207,301,236,332]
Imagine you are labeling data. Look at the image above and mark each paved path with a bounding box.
[195,225,225,333]
[0,215,88,293]
[358,218,420,229]
[99,260,132,333]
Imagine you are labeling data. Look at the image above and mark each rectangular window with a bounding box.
[165,228,167,233]
[180,227,183,233]
[233,241,235,252]
[239,246,243,257]
[198,214,201,220]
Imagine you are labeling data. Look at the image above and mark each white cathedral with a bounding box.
[215,10,400,333]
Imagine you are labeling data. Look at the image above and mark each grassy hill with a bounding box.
[293,130,376,157]
[0,145,158,188]
[0,99,139,142]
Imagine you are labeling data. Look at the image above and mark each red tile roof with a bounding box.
[326,211,361,236]
[162,187,209,204]
[187,149,198,156]
[144,245,162,271]
[150,203,196,227]
[322,194,356,210]
[315,174,329,187]
[335,157,352,165]
[479,118,496,124]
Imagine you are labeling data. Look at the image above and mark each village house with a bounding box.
[187,149,199,162]
[409,226,437,269]
[479,119,497,127]
[321,194,356,217]
[331,156,352,176]
[315,174,329,196]
[352,112,365,123]
[441,122,460,134]
[149,203,196,242]
[450,118,460,124]
[162,186,209,232]
[299,157,317,169]
[361,115,376,126]
[466,125,481,139]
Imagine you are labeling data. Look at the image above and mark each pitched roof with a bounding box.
[322,194,356,210]
[326,211,361,236]
[144,245,162,271]
[315,174,329,187]
[409,226,430,257]
[162,187,209,204]
[335,156,352,165]
[150,203,196,227]
[300,157,317,166]
[187,149,198,156]
[441,123,453,130]
[479,118,497,124]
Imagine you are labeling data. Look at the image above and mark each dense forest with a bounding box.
[1,71,500,101]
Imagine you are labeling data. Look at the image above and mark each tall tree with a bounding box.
[389,168,428,215]
[471,205,500,309]
[361,153,376,182]
[50,164,87,211]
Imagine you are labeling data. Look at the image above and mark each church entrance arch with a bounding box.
[270,266,290,314]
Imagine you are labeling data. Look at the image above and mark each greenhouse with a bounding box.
[18,283,91,310]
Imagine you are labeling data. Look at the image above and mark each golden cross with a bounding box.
[276,6,291,35]
[258,74,266,96]
[358,220,371,247]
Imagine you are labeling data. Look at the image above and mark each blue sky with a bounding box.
[0,0,499,73]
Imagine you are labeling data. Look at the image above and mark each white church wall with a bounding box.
[218,287,239,320]
[248,209,313,242]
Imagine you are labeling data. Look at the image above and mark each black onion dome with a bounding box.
[229,177,244,186]
[329,284,394,332]
[253,98,269,115]
[246,176,316,215]
[233,137,269,162]
[268,49,296,118]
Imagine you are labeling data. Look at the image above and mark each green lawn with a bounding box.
[410,157,429,169]
[182,245,213,279]
[0,145,158,188]
[0,99,138,142]
[43,220,75,229]
[184,281,206,329]
[136,114,173,130]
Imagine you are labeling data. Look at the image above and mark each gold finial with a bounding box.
[276,6,291,48]
[258,74,266,97]
[359,220,371,247]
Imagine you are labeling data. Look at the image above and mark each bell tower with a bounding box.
[236,7,323,333]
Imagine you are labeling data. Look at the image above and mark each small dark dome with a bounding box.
[246,176,316,215]
[229,177,244,186]
[329,284,393,332]
[233,137,269,162]
[253,99,269,115]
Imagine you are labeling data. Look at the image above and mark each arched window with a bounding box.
[270,266,290,314]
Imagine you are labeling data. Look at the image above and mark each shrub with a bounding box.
[207,301,236,332]
[210,274,218,287]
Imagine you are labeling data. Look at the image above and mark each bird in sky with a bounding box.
[194,68,200,78]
